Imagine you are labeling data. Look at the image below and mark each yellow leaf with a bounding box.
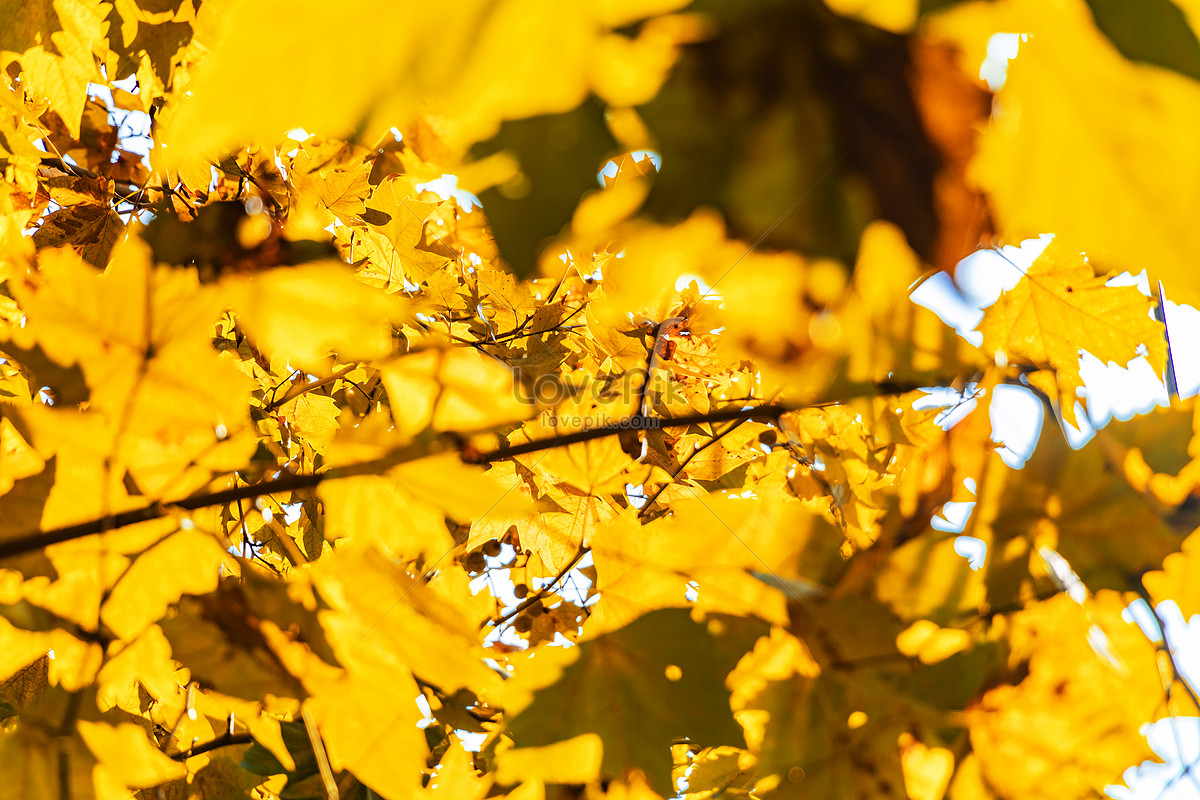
[898,732,954,800]
[320,473,456,561]
[310,545,502,694]
[0,617,52,686]
[420,739,494,799]
[726,627,821,712]
[77,720,186,789]
[1,0,109,138]
[929,0,1200,302]
[278,392,341,454]
[303,663,427,800]
[895,620,971,665]
[588,498,825,632]
[876,534,986,625]
[358,178,456,284]
[18,408,135,531]
[1143,527,1200,621]
[496,734,603,786]
[588,210,725,327]
[822,0,918,33]
[286,140,372,229]
[468,506,583,575]
[975,237,1165,426]
[0,415,44,495]
[100,529,229,640]
[388,452,533,522]
[967,592,1161,800]
[224,262,410,371]
[572,179,649,238]
[851,221,978,384]
[159,0,691,165]
[7,240,253,498]
[380,347,529,437]
[0,707,93,798]
[513,424,632,497]
[591,25,684,107]
[95,626,181,715]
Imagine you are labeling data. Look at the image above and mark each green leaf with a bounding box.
[1085,0,1200,82]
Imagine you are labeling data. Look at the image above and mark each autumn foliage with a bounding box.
[1,0,1199,799]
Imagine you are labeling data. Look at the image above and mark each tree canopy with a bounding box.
[0,0,1198,799]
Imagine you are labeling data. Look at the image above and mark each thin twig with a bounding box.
[0,438,453,561]
[1155,280,1180,402]
[472,406,788,465]
[638,417,752,519]
[56,690,85,800]
[264,365,356,412]
[485,548,588,631]
[39,156,149,204]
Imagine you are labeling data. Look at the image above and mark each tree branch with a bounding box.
[466,406,789,464]
[0,439,450,561]
[637,416,752,520]
[169,731,255,761]
[0,376,947,562]
[1134,583,1200,716]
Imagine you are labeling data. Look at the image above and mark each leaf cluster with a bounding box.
[0,1,1198,799]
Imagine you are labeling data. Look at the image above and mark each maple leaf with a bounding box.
[286,139,373,229]
[928,0,1200,306]
[967,592,1162,800]
[976,237,1166,426]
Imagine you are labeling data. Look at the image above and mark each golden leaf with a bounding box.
[224,261,410,371]
[976,237,1165,426]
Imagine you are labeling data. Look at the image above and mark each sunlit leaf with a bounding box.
[224,261,410,370]
[976,237,1165,426]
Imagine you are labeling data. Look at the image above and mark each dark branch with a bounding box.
[467,406,789,464]
[0,471,322,561]
[1,374,956,562]
[169,731,255,761]
[484,547,588,631]
[0,439,449,561]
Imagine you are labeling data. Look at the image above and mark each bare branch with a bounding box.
[0,375,951,562]
[169,731,255,762]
